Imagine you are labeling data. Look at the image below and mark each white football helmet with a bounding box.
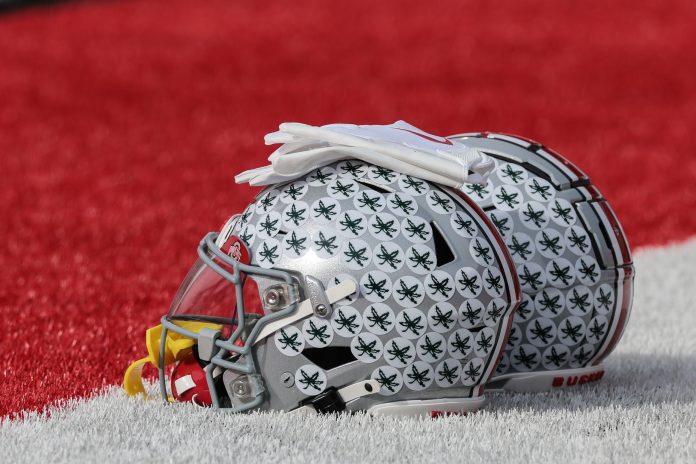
[125,160,520,416]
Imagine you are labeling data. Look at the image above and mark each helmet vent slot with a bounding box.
[430,221,455,267]
[302,346,357,370]
[484,152,561,189]
[355,180,394,194]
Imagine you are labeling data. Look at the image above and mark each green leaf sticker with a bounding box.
[274,326,305,356]
[331,306,363,337]
[519,201,550,230]
[396,308,427,339]
[342,239,372,270]
[406,244,436,275]
[295,364,327,395]
[542,345,569,369]
[388,192,417,217]
[447,329,473,360]
[512,344,540,371]
[594,284,614,315]
[359,271,393,303]
[257,212,281,239]
[350,333,383,363]
[416,332,446,363]
[384,337,415,368]
[369,213,400,240]
[427,302,456,333]
[404,361,433,390]
[461,358,484,386]
[371,366,403,396]
[398,174,430,195]
[363,303,395,335]
[394,276,425,307]
[283,229,309,259]
[458,301,484,329]
[373,242,404,272]
[354,190,385,214]
[493,185,522,211]
[497,163,528,184]
[310,197,341,224]
[281,181,308,203]
[527,317,557,347]
[435,359,461,387]
[255,238,282,269]
[425,270,455,302]
[302,317,334,348]
[282,201,309,229]
[464,181,492,201]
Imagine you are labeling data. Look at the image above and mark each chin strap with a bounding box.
[291,379,381,415]
[123,321,222,399]
[124,280,357,403]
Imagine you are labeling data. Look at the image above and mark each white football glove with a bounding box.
[235,121,494,188]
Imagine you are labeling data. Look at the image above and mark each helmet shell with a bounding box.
[226,160,520,411]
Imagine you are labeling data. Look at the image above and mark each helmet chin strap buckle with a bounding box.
[304,275,333,318]
[293,379,380,415]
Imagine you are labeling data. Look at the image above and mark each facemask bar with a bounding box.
[159,232,300,412]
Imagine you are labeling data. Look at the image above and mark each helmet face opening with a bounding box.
[168,257,241,326]
[153,232,302,411]
[167,244,267,333]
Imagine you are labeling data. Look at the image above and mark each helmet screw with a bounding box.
[314,304,329,317]
[263,285,287,311]
[265,290,280,306]
[232,378,250,397]
[280,372,294,387]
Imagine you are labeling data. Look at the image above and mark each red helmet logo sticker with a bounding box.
[220,235,251,265]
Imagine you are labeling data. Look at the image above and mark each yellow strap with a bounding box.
[123,321,223,398]
[123,357,151,398]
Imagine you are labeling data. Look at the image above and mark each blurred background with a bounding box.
[1,0,695,416]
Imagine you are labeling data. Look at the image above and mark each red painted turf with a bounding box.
[1,0,695,416]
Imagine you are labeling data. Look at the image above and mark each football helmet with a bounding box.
[452,132,634,391]
[125,160,520,415]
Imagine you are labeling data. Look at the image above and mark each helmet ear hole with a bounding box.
[431,221,455,267]
[302,347,357,370]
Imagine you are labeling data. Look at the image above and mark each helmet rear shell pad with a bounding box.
[452,133,634,389]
